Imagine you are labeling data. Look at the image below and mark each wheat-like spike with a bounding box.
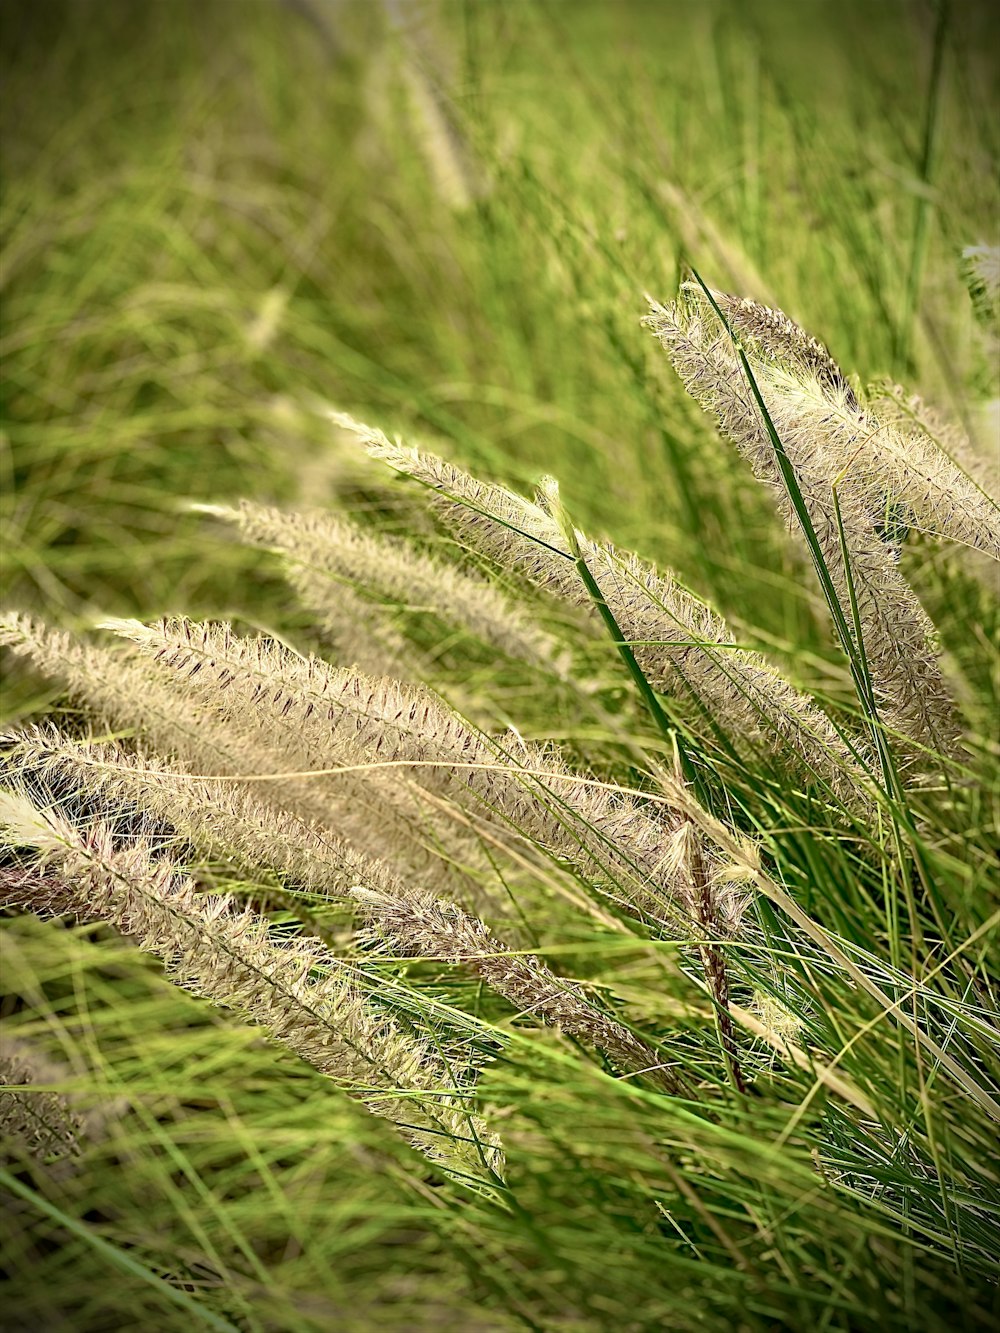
[708,291,860,408]
[0,1034,85,1161]
[706,294,1000,560]
[867,379,1000,513]
[664,820,745,1091]
[333,413,879,814]
[1,724,406,903]
[767,367,1000,561]
[314,576,416,679]
[4,725,681,1092]
[330,411,565,574]
[0,1030,125,1156]
[550,523,879,811]
[0,721,512,944]
[644,288,964,764]
[100,616,742,932]
[0,613,481,892]
[351,885,686,1094]
[210,500,566,674]
[382,0,482,213]
[0,613,318,801]
[0,786,504,1188]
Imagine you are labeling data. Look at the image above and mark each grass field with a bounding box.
[2,2,999,1330]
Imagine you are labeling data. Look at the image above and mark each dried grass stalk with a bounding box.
[644,286,964,765]
[204,500,565,675]
[0,1035,85,1162]
[4,726,683,1092]
[102,616,747,934]
[334,412,879,814]
[710,292,1000,559]
[0,786,504,1188]
[0,613,484,894]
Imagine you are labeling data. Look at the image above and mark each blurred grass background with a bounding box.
[3,0,996,628]
[2,1,999,1329]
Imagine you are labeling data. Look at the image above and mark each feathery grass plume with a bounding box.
[706,290,860,409]
[333,412,879,817]
[655,180,775,305]
[0,1034,85,1162]
[0,721,510,951]
[100,616,746,934]
[192,503,413,679]
[867,378,1000,510]
[660,819,744,1092]
[394,49,477,213]
[0,613,482,894]
[961,244,1000,333]
[0,786,504,1189]
[644,286,964,765]
[711,291,1000,560]
[330,411,568,580]
[311,580,413,682]
[772,367,1000,562]
[309,574,415,680]
[1,723,405,904]
[1,611,198,743]
[0,612,332,833]
[539,511,879,812]
[202,500,565,675]
[4,726,683,1092]
[0,1029,126,1164]
[352,887,686,1093]
[0,611,310,794]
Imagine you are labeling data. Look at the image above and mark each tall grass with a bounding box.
[2,2,998,1329]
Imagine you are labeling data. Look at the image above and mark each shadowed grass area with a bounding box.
[1,2,998,1330]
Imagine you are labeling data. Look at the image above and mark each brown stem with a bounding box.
[687,825,746,1094]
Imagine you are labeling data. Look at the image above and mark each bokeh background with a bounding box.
[3,0,996,651]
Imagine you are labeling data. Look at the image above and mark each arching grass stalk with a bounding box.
[688,271,964,965]
[542,476,745,1093]
[688,271,896,782]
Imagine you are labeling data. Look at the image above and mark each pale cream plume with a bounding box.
[868,379,1000,516]
[0,786,504,1188]
[3,725,682,1092]
[644,287,963,765]
[353,886,686,1093]
[382,0,483,212]
[333,412,879,815]
[712,292,1000,560]
[99,616,743,933]
[2,724,406,904]
[0,1035,85,1162]
[0,613,484,895]
[203,500,565,675]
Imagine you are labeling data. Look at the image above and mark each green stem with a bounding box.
[896,0,949,372]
